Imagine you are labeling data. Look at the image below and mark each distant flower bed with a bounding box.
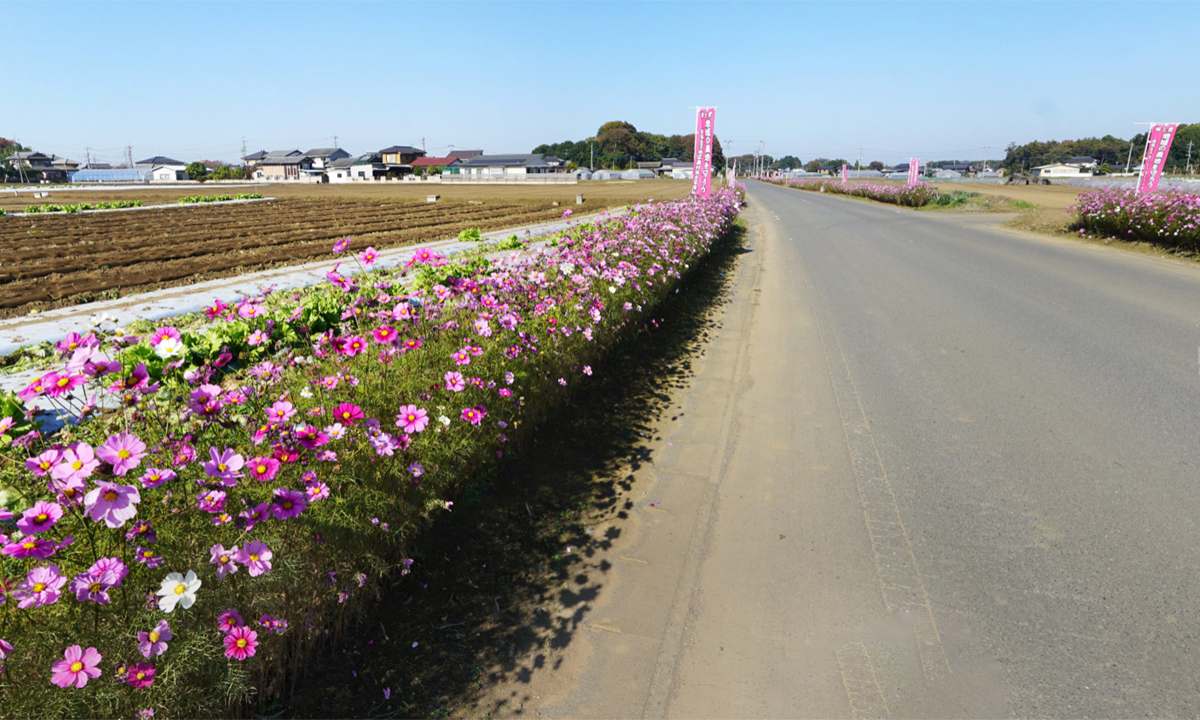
[782,178,936,207]
[0,189,742,717]
[1071,188,1200,246]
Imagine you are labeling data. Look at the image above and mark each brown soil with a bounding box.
[0,181,691,319]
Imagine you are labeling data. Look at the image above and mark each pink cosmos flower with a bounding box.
[56,331,97,355]
[235,541,272,577]
[265,400,296,424]
[444,371,465,392]
[70,566,119,604]
[197,489,227,513]
[134,546,163,568]
[333,237,351,254]
[51,443,100,485]
[2,537,57,559]
[304,482,330,502]
[84,482,141,528]
[408,462,424,478]
[271,488,307,520]
[96,432,147,476]
[42,372,86,399]
[26,448,62,477]
[148,326,181,347]
[17,501,63,534]
[372,326,397,344]
[0,638,13,660]
[332,403,364,425]
[452,349,471,365]
[50,645,102,688]
[461,407,485,426]
[395,405,429,434]
[17,374,49,402]
[247,330,269,346]
[137,620,172,658]
[258,615,289,634]
[138,468,176,490]
[203,447,245,485]
[126,662,156,689]
[224,626,259,660]
[401,338,423,352]
[210,544,240,579]
[247,456,280,483]
[583,365,593,376]
[204,299,229,319]
[359,246,378,266]
[294,425,329,449]
[15,565,66,608]
[92,556,128,585]
[218,608,245,633]
[504,371,515,385]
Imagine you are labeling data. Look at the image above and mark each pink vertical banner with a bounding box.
[692,108,715,198]
[1137,124,1178,193]
[908,158,920,185]
[842,164,848,182]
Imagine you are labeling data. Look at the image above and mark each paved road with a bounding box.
[506,181,1200,718]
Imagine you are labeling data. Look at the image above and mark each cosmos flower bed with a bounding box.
[0,189,742,717]
[782,178,936,207]
[1071,188,1200,247]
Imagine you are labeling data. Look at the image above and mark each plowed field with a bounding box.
[0,197,588,318]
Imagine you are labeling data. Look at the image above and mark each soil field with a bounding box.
[0,179,693,213]
[0,185,684,318]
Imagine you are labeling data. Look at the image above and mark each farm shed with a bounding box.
[1033,163,1089,178]
[670,166,694,180]
[621,169,656,180]
[591,170,623,180]
[934,169,962,178]
[573,168,593,180]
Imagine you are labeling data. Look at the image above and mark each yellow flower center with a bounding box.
[282,501,292,509]
[149,631,160,642]
[35,513,49,523]
[174,584,186,595]
[33,582,47,592]
[103,490,118,502]
[89,581,102,593]
[22,540,36,550]
[117,449,131,459]
[249,554,259,562]
[63,488,77,498]
[256,465,266,474]
[72,460,83,471]
[236,638,248,648]
[220,555,229,563]
[70,661,83,672]
[68,342,78,350]
[143,551,154,559]
[150,475,161,482]
[343,412,351,419]
[136,671,146,680]
[39,461,51,470]
[57,377,71,388]
[218,463,227,471]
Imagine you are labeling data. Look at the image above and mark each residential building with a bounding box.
[457,153,559,177]
[8,152,70,182]
[447,149,483,161]
[379,145,426,167]
[302,148,351,169]
[135,156,186,169]
[1064,156,1098,170]
[242,150,268,169]
[254,156,318,181]
[1033,163,1089,178]
[410,157,461,175]
[327,154,387,183]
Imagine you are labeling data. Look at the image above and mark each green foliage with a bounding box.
[234,193,263,200]
[185,162,209,182]
[411,256,495,291]
[495,234,524,251]
[533,120,725,171]
[178,195,234,204]
[457,228,483,243]
[23,201,143,214]
[210,166,250,181]
[1011,199,1037,209]
[931,191,981,207]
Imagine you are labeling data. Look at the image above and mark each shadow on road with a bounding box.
[293,223,749,719]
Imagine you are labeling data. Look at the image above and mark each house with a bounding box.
[7,151,70,181]
[1033,163,1089,178]
[409,157,461,175]
[447,149,483,161]
[242,150,268,169]
[943,163,973,174]
[327,154,388,183]
[135,156,186,169]
[302,148,351,169]
[457,153,559,177]
[1064,156,1097,170]
[379,145,426,167]
[254,155,318,181]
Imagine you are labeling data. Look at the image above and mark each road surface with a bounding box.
[499,181,1200,718]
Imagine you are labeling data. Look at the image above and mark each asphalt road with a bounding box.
[510,181,1200,718]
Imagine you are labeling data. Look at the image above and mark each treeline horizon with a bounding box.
[532,121,725,171]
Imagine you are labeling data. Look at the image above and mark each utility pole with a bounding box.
[590,141,594,171]
[125,145,133,169]
[85,145,90,168]
[984,145,990,171]
[422,137,426,153]
[858,147,863,171]
[241,137,248,162]
[333,135,338,149]
[1187,139,1193,176]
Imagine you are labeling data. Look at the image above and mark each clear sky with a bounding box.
[6,1,1197,166]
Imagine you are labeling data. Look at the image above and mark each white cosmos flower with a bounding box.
[153,337,184,359]
[156,570,201,613]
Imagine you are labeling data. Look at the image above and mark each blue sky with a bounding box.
[6,1,1197,166]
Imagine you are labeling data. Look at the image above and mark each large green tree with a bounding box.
[185,162,209,182]
[533,121,725,172]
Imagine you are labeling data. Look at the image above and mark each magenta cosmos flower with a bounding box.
[70,565,121,604]
[224,626,258,660]
[394,405,429,434]
[332,237,351,253]
[332,403,364,425]
[372,326,397,344]
[137,620,172,658]
[359,246,379,266]
[217,608,244,633]
[210,544,240,579]
[461,406,486,426]
[50,645,102,688]
[271,488,307,520]
[15,565,66,608]
[443,371,465,392]
[235,541,272,577]
[2,537,57,559]
[126,662,156,689]
[246,456,280,483]
[265,400,296,425]
[96,432,147,476]
[84,482,140,528]
[25,448,62,477]
[17,501,63,534]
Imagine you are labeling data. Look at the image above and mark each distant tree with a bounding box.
[186,162,208,182]
[771,155,802,170]
[869,161,884,171]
